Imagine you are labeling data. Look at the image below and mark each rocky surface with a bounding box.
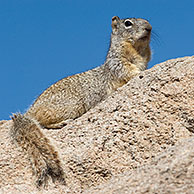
[0,56,194,193]
[84,137,194,194]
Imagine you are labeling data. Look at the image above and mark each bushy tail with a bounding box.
[10,113,66,187]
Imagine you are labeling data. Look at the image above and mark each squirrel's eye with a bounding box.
[124,20,133,28]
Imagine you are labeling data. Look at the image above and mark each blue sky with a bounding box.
[0,0,194,120]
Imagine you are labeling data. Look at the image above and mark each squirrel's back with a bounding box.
[26,66,111,128]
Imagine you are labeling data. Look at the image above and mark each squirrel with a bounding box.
[11,16,152,187]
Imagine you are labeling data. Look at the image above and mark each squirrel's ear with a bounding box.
[111,16,120,29]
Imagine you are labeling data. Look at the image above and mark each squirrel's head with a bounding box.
[111,16,152,45]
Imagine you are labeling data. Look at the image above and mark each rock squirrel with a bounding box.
[11,16,152,187]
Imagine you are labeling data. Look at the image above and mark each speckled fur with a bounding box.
[11,16,151,187]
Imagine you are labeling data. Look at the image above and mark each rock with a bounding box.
[0,56,193,193]
[84,137,194,194]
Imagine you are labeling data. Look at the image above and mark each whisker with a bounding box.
[151,30,163,46]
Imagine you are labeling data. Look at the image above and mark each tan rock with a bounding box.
[0,56,193,193]
[84,137,194,194]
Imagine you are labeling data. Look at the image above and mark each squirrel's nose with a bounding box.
[145,24,152,32]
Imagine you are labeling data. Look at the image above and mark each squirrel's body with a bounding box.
[11,16,152,187]
[26,66,111,128]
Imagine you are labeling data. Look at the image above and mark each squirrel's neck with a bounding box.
[103,34,151,83]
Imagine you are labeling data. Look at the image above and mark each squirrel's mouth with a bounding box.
[138,29,151,42]
[139,35,150,41]
[138,33,151,42]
